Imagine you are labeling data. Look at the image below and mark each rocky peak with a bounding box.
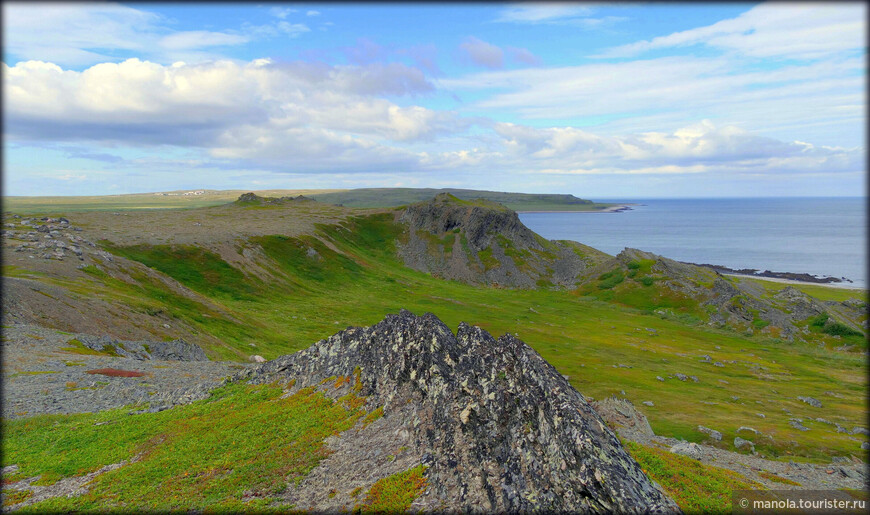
[242,310,677,512]
[400,193,526,252]
[397,195,607,288]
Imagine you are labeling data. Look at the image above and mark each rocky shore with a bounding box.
[685,261,852,284]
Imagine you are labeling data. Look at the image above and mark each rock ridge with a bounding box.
[240,309,678,512]
[397,194,609,288]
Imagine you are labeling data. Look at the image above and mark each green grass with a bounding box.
[624,440,761,513]
[733,276,868,304]
[809,312,864,339]
[8,371,59,378]
[598,270,625,289]
[101,243,258,301]
[362,406,384,428]
[357,465,427,513]
[8,211,869,463]
[757,470,800,486]
[3,381,376,512]
[60,339,120,357]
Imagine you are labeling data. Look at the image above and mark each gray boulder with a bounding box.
[789,419,810,431]
[734,437,754,451]
[697,425,722,442]
[798,396,822,408]
[670,442,702,460]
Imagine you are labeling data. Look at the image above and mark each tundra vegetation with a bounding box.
[1,191,866,511]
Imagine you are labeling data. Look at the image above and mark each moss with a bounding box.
[7,381,366,511]
[477,248,500,271]
[2,489,32,507]
[358,465,427,513]
[758,471,800,486]
[60,339,120,357]
[362,406,384,428]
[624,440,761,513]
[752,318,770,330]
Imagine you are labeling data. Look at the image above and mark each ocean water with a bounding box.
[519,198,867,289]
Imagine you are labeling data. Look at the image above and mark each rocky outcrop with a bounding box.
[397,194,609,288]
[235,192,310,205]
[241,310,677,512]
[78,335,208,361]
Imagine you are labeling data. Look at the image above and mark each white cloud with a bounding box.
[306,10,320,17]
[495,3,593,23]
[595,3,866,60]
[269,7,295,19]
[459,37,504,69]
[158,31,249,50]
[58,173,88,181]
[276,22,310,37]
[440,54,865,147]
[3,58,468,172]
[3,2,161,66]
[2,3,311,67]
[491,120,864,176]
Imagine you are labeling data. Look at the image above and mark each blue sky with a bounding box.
[3,2,866,198]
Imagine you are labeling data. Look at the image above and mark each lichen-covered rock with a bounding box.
[78,335,207,361]
[670,442,702,461]
[242,310,678,512]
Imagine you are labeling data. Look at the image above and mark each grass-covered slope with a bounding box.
[574,248,867,347]
[2,201,867,463]
[1,380,402,511]
[309,187,619,211]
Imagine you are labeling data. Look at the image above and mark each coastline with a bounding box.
[517,204,637,214]
[723,273,866,291]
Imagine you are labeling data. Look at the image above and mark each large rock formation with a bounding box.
[241,310,678,512]
[397,193,609,288]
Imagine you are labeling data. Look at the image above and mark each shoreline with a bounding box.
[723,273,866,290]
[518,203,637,214]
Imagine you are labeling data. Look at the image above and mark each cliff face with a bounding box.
[242,310,678,512]
[397,193,609,288]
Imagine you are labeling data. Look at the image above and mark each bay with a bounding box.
[519,198,867,289]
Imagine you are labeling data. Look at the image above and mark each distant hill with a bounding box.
[308,188,618,212]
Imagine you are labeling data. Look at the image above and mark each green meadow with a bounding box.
[11,211,866,464]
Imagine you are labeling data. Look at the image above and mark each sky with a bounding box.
[2,2,866,198]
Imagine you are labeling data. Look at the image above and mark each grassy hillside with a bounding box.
[308,188,620,211]
[1,381,405,511]
[7,208,865,464]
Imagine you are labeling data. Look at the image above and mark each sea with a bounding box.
[519,197,867,289]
